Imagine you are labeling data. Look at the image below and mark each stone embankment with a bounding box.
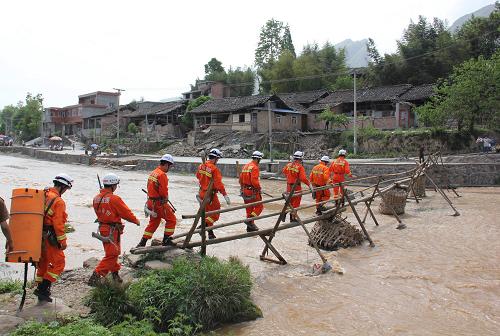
[1,146,499,186]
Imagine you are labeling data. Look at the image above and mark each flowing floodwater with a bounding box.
[1,154,499,335]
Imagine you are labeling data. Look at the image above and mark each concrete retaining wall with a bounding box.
[2,147,499,186]
[0,146,91,165]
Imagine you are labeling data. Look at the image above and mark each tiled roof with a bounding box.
[189,95,272,114]
[399,84,435,101]
[123,101,186,118]
[278,89,329,104]
[309,84,413,111]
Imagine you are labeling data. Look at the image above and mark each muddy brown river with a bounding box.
[1,154,499,335]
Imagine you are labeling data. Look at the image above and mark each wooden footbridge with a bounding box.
[130,152,460,269]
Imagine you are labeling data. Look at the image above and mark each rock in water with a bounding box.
[309,216,364,251]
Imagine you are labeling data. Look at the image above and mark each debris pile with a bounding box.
[309,216,365,251]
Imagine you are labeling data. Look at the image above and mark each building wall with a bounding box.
[256,111,303,132]
[96,94,119,108]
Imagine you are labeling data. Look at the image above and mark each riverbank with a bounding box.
[1,146,499,186]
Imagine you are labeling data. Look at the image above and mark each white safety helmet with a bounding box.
[102,173,120,186]
[251,151,264,159]
[208,148,223,159]
[161,154,175,165]
[338,149,347,156]
[320,155,330,163]
[53,173,74,189]
[293,151,304,159]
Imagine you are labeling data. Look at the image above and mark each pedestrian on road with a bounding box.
[34,173,73,303]
[136,154,176,247]
[239,151,264,232]
[419,145,425,163]
[196,148,230,239]
[89,173,140,286]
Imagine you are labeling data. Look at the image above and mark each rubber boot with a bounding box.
[208,230,216,240]
[111,272,123,283]
[87,271,102,287]
[136,238,147,248]
[245,220,259,232]
[162,235,175,246]
[35,279,53,303]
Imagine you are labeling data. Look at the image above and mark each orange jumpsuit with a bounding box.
[282,161,310,208]
[36,188,67,284]
[93,189,139,276]
[143,166,176,239]
[310,162,331,206]
[329,157,352,199]
[239,160,263,219]
[196,160,227,226]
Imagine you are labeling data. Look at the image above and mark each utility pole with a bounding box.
[113,88,125,154]
[267,100,273,162]
[353,69,358,155]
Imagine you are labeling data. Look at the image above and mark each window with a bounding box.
[239,114,245,123]
[291,116,297,125]
[276,115,281,124]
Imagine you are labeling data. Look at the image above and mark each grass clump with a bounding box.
[84,279,134,326]
[0,279,23,295]
[10,319,110,336]
[127,256,262,331]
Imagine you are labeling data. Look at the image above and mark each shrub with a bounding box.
[84,280,134,326]
[0,279,22,294]
[10,319,111,336]
[127,256,261,331]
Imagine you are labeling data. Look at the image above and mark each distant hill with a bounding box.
[449,3,495,32]
[335,38,369,68]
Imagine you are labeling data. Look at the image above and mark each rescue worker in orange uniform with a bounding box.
[196,148,230,239]
[137,154,176,247]
[310,155,331,215]
[88,173,140,286]
[329,149,356,200]
[239,151,263,232]
[34,173,73,303]
[282,151,312,221]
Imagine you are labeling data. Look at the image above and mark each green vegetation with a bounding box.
[203,58,255,97]
[128,122,139,135]
[182,96,212,128]
[0,93,44,141]
[128,256,261,331]
[82,256,260,333]
[262,149,289,160]
[0,279,23,294]
[416,51,500,132]
[320,108,349,130]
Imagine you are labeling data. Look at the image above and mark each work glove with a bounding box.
[224,195,231,206]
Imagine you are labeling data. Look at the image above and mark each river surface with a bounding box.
[1,153,499,335]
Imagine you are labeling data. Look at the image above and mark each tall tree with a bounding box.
[254,19,295,69]
[9,93,44,140]
[204,57,226,82]
[0,105,19,134]
[416,51,500,132]
[226,67,255,96]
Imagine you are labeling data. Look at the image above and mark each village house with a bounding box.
[307,84,434,130]
[182,80,230,100]
[189,95,308,133]
[42,91,119,138]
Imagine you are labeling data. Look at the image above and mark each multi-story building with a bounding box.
[42,91,119,138]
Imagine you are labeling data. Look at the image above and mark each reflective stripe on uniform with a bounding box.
[287,167,299,173]
[47,271,59,280]
[35,276,43,282]
[148,176,158,183]
[198,170,212,178]
[164,228,175,233]
[143,231,153,237]
[57,234,66,241]
[250,211,257,217]
[206,217,215,224]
